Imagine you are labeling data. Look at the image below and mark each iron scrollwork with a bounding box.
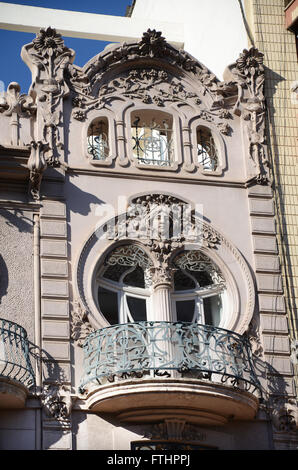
[79,321,261,395]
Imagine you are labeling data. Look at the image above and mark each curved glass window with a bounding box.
[196,126,218,171]
[131,110,173,166]
[87,117,109,160]
[172,251,226,327]
[95,245,226,328]
[95,245,153,324]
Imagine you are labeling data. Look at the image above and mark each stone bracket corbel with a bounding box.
[27,140,48,200]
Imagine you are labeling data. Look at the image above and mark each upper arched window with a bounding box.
[196,126,219,171]
[131,110,173,167]
[87,117,109,161]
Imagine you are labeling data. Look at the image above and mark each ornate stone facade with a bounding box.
[0,16,296,451]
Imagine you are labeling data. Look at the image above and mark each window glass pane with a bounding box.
[127,296,147,322]
[98,286,119,324]
[123,266,145,288]
[203,295,222,327]
[174,270,196,290]
[103,264,130,282]
[131,110,173,166]
[197,126,218,171]
[87,118,109,160]
[176,299,195,323]
[187,269,213,287]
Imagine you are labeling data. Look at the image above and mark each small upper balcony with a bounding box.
[0,318,35,408]
[79,321,261,426]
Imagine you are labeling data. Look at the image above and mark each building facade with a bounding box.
[0,4,297,450]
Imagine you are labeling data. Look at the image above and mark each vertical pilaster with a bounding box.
[248,182,297,448]
[39,198,72,450]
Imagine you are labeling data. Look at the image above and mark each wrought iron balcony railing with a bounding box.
[80,321,261,395]
[0,318,35,389]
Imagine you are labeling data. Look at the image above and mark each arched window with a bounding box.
[94,243,226,328]
[95,244,153,325]
[131,110,173,166]
[87,117,109,160]
[196,126,218,171]
[172,250,226,327]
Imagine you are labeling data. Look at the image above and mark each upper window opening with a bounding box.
[87,117,109,160]
[196,126,218,171]
[131,110,173,167]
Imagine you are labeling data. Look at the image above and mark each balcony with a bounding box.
[0,318,35,408]
[80,322,261,426]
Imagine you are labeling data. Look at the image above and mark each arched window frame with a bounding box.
[76,199,255,334]
[83,109,116,166]
[125,104,182,172]
[91,241,155,326]
[90,240,234,330]
[189,118,227,176]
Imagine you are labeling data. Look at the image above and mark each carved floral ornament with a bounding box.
[21,27,75,168]
[231,47,269,184]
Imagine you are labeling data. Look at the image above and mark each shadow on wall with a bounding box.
[66,175,104,216]
[0,208,33,233]
[0,255,8,303]
[265,66,297,336]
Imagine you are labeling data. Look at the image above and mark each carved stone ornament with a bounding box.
[102,194,221,290]
[0,82,36,146]
[67,29,237,119]
[271,397,298,433]
[245,316,264,358]
[27,140,48,200]
[21,27,75,167]
[0,82,36,117]
[231,47,269,184]
[144,419,206,442]
[41,383,75,424]
[71,299,95,347]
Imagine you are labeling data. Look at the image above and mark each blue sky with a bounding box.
[0,0,132,93]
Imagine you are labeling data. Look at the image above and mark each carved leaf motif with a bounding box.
[71,300,95,347]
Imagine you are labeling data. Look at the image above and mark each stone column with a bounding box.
[150,267,175,374]
[151,282,172,322]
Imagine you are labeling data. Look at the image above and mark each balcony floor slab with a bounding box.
[0,377,28,409]
[82,377,259,426]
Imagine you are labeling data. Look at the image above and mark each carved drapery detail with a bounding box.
[22,27,75,167]
[231,47,269,184]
